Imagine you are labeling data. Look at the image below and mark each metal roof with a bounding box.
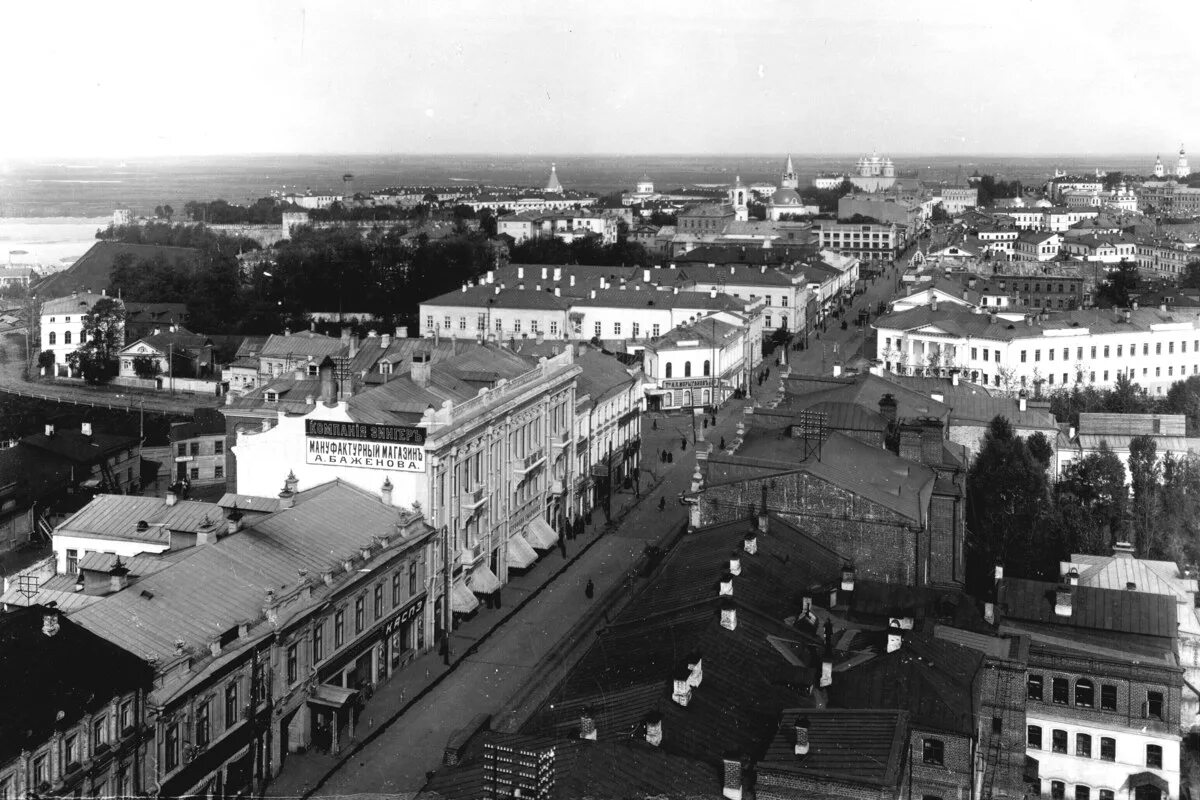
[56,495,222,543]
[997,577,1177,639]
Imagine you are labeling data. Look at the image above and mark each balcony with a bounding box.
[460,541,486,564]
[461,485,487,511]
[551,432,573,452]
[513,449,545,477]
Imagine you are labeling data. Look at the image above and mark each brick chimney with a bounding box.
[878,394,898,424]
[672,664,693,706]
[411,351,431,387]
[226,504,244,536]
[886,619,903,653]
[743,530,758,555]
[687,651,703,687]
[793,716,810,756]
[578,706,597,741]
[1055,584,1073,617]
[196,515,217,545]
[719,571,734,597]
[109,557,130,593]
[722,755,744,800]
[920,419,943,465]
[729,550,742,576]
[720,597,738,630]
[644,711,663,747]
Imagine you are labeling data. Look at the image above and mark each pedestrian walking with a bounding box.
[558,533,567,558]
[652,419,657,430]
[667,451,674,464]
[680,438,687,452]
[658,496,666,512]
[585,578,594,599]
[720,436,726,450]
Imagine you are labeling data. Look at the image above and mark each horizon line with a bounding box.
[3,151,1172,162]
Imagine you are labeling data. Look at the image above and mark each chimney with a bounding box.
[879,394,897,423]
[1018,391,1028,412]
[319,356,336,403]
[793,717,811,756]
[517,266,524,279]
[44,423,54,437]
[278,486,295,510]
[1067,567,1079,586]
[820,647,834,687]
[931,392,944,404]
[1127,581,1137,591]
[722,755,743,800]
[396,326,408,339]
[226,505,244,536]
[109,558,130,593]
[578,706,597,741]
[42,609,61,637]
[840,563,856,592]
[412,351,431,386]
[554,287,561,297]
[1113,541,1136,559]
[196,515,217,545]
[1055,584,1073,617]
[644,711,663,747]
[710,287,717,299]
[743,530,758,555]
[284,327,291,336]
[687,651,703,687]
[672,664,693,706]
[570,275,576,287]
[541,266,548,280]
[831,363,842,377]
[341,327,351,344]
[174,639,186,657]
[381,333,391,348]
[720,597,738,630]
[994,563,1004,583]
[1161,303,1167,313]
[643,268,651,282]
[931,299,938,312]
[165,489,178,507]
[729,551,742,576]
[719,571,734,596]
[81,421,93,437]
[984,601,996,625]
[886,619,903,653]
[590,289,596,300]
[380,477,394,506]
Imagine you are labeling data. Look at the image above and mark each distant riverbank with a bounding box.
[0,217,108,269]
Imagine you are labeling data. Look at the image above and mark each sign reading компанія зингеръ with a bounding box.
[304,420,427,472]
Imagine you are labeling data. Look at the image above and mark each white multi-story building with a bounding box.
[39,293,122,378]
[570,349,644,519]
[640,315,753,411]
[497,209,619,246]
[937,187,979,214]
[874,305,1200,395]
[1016,231,1063,261]
[662,261,814,334]
[1136,239,1200,278]
[282,193,344,210]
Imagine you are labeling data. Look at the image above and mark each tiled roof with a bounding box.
[0,605,153,764]
[56,495,223,542]
[71,481,432,662]
[759,709,907,788]
[996,577,1177,638]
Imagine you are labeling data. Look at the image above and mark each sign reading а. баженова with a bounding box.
[305,420,427,472]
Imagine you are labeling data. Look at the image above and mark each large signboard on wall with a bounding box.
[304,420,427,472]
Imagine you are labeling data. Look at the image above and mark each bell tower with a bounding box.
[729,176,749,222]
[781,155,798,190]
[1177,145,1191,179]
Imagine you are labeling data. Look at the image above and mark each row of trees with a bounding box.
[974,175,1024,208]
[1047,372,1200,434]
[966,416,1200,592]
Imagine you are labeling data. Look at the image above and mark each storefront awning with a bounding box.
[310,683,358,709]
[468,564,502,594]
[507,534,538,570]
[451,578,480,614]
[524,516,559,549]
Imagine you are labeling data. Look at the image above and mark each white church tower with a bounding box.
[781,155,798,190]
[1154,155,1165,179]
[729,176,749,222]
[1177,145,1191,179]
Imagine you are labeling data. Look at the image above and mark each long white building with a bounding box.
[874,305,1200,395]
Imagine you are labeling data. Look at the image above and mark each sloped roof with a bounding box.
[259,331,345,359]
[759,709,908,788]
[575,350,638,404]
[56,494,223,542]
[782,373,951,424]
[1078,412,1186,437]
[21,428,139,465]
[996,577,1177,639]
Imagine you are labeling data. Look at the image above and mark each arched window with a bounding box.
[664,363,672,379]
[64,331,72,345]
[48,332,56,345]
[684,361,692,378]
[1075,679,1094,708]
[703,360,711,377]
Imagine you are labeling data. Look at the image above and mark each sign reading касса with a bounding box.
[304,420,427,472]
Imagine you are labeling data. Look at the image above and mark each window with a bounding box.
[513,319,521,333]
[1156,343,1162,355]
[703,360,711,377]
[684,361,691,377]
[409,561,418,596]
[922,738,944,765]
[1076,733,1091,757]
[992,716,1002,734]
[190,467,199,480]
[632,322,639,338]
[286,644,298,685]
[93,715,107,748]
[65,733,79,766]
[549,321,558,337]
[1035,350,1041,362]
[1100,737,1115,761]
[458,317,466,331]
[120,700,133,733]
[594,322,602,337]
[66,549,79,574]
[443,316,451,330]
[972,347,978,360]
[374,583,384,619]
[1049,349,1055,361]
[355,595,365,633]
[214,465,224,479]
[313,623,324,663]
[652,324,661,337]
[165,723,180,771]
[195,701,210,748]
[1101,684,1117,711]
[1100,792,1114,800]
[177,443,187,457]
[1076,679,1094,708]
[495,318,503,332]
[1075,788,1090,800]
[225,681,240,727]
[426,315,433,332]
[1147,744,1163,768]
[1052,729,1067,753]
[612,322,621,336]
[1053,677,1069,704]
[49,332,56,345]
[392,571,402,605]
[64,331,72,345]
[1021,350,1027,363]
[1147,690,1163,719]
[1027,725,1042,749]
[665,363,672,378]
[214,441,224,455]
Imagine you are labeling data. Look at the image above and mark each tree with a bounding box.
[1057,441,1127,553]
[163,204,174,222]
[131,355,161,380]
[1094,259,1138,308]
[36,350,55,373]
[1026,431,1054,472]
[1166,375,1200,434]
[931,204,951,223]
[1128,435,1162,556]
[66,297,125,385]
[966,416,1057,589]
[154,205,165,219]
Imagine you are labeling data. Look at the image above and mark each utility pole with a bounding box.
[442,524,452,665]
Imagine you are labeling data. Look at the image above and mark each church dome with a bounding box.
[770,187,802,206]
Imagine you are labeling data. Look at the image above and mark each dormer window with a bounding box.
[265,391,278,403]
[380,361,392,375]
[307,363,318,377]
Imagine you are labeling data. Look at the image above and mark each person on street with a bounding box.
[658,496,666,512]
[585,579,594,599]
[720,436,726,450]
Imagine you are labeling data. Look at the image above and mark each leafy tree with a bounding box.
[131,355,161,379]
[163,204,174,222]
[931,204,951,223]
[154,205,165,219]
[1160,453,1200,565]
[1026,431,1054,472]
[67,297,125,385]
[1057,441,1127,553]
[1094,259,1138,308]
[36,350,55,372]
[1128,435,1162,556]
[966,416,1057,588]
[1165,375,1200,434]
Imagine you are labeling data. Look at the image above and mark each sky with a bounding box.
[2,0,1197,158]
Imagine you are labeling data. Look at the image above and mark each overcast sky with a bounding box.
[2,0,1195,158]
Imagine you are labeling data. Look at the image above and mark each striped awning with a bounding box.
[450,578,479,614]
[507,534,538,570]
[468,564,502,594]
[524,516,559,549]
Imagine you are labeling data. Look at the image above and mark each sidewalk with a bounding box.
[264,369,793,800]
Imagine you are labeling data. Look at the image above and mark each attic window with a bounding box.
[265,391,278,403]
[380,361,393,375]
[307,364,318,377]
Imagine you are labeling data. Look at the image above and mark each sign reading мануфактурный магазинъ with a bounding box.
[304,420,427,472]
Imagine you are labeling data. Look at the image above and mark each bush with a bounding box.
[36,350,55,371]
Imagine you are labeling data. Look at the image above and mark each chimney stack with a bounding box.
[820,646,834,688]
[951,371,960,386]
[319,356,336,403]
[743,530,758,555]
[397,325,408,339]
[1113,541,1136,559]
[517,266,524,280]
[226,505,244,536]
[541,266,548,280]
[687,651,703,687]
[381,333,391,349]
[1018,391,1028,412]
[886,619,903,653]
[722,755,744,800]
[81,421,93,437]
[840,564,856,592]
[672,664,693,706]
[44,423,54,437]
[719,571,734,597]
[165,489,178,507]
[793,716,810,756]
[109,558,130,594]
[729,551,742,577]
[381,477,393,506]
[42,609,61,637]
[994,563,1004,583]
[720,597,738,630]
[412,351,431,387]
[1054,584,1073,617]
[553,267,561,281]
[196,515,217,546]
[578,706,597,741]
[878,394,898,423]
[644,711,663,747]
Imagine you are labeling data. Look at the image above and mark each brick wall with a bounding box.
[699,466,921,586]
[909,727,974,800]
[756,771,890,800]
[975,658,1031,800]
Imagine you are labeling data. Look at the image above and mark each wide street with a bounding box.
[271,253,912,800]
